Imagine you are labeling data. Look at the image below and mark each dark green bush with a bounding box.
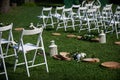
[23,2,37,7]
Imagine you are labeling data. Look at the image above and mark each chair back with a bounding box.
[0,23,14,44]
[102,5,113,21]
[62,8,73,19]
[78,7,87,20]
[85,3,93,9]
[114,6,120,21]
[86,8,97,19]
[72,4,80,15]
[19,28,43,49]
[55,6,65,18]
[42,7,52,17]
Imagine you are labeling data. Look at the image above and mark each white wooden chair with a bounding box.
[13,28,49,77]
[102,4,114,33]
[78,7,99,33]
[78,6,88,32]
[52,6,65,24]
[93,5,103,29]
[0,32,8,80]
[111,6,120,39]
[56,8,75,31]
[71,4,81,27]
[0,23,16,58]
[86,8,99,32]
[38,7,54,28]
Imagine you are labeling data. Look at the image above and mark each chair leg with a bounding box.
[87,21,91,32]
[43,18,46,29]
[72,20,75,31]
[2,58,8,80]
[31,49,38,65]
[5,43,10,56]
[50,17,54,28]
[42,48,49,72]
[23,52,30,77]
[64,21,67,31]
[13,49,18,72]
[41,38,49,72]
[14,59,18,72]
[0,43,8,80]
[0,49,8,80]
[95,20,100,33]
[115,24,119,39]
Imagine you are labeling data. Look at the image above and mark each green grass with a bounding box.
[0,5,120,80]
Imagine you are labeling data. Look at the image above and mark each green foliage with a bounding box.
[23,2,37,7]
[0,6,120,80]
[82,33,95,41]
[73,0,80,5]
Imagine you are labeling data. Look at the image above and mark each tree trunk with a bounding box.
[25,0,34,3]
[0,0,10,13]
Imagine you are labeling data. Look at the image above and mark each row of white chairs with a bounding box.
[38,5,99,32]
[0,23,49,80]
[37,4,120,38]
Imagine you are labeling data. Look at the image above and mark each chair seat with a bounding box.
[110,20,119,24]
[1,38,11,44]
[1,38,16,44]
[81,18,96,21]
[52,13,61,18]
[14,43,41,53]
[38,15,51,19]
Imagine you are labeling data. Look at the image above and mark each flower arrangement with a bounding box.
[81,33,95,41]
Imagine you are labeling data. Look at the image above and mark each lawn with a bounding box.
[0,5,120,80]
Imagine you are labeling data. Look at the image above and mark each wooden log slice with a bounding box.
[52,33,61,36]
[14,28,24,31]
[114,41,120,45]
[82,58,100,62]
[77,36,82,40]
[101,61,120,69]
[67,34,76,38]
[59,52,70,57]
[91,38,100,42]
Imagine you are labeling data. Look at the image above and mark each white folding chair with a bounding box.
[56,8,75,31]
[78,6,88,32]
[113,6,120,20]
[71,4,81,27]
[52,5,65,24]
[0,33,8,80]
[111,6,120,39]
[93,5,103,28]
[102,4,114,33]
[0,23,16,58]
[38,7,54,28]
[13,28,49,77]
[86,8,99,32]
[78,7,99,33]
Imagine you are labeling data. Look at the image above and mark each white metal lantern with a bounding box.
[49,40,58,57]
